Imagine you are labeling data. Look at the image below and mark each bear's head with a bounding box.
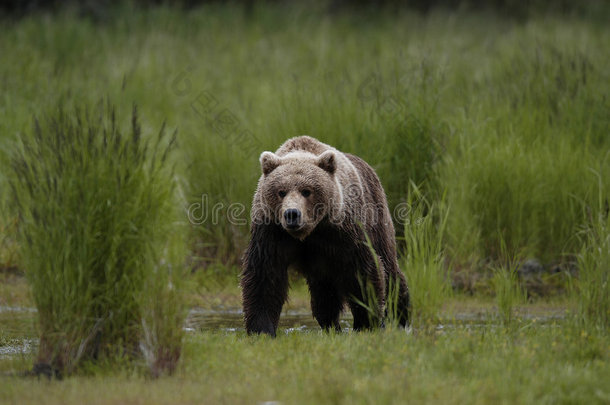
[256,150,341,240]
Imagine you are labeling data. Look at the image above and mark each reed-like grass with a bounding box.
[8,102,186,376]
[400,183,451,327]
[491,258,526,326]
[575,173,610,330]
[442,37,610,265]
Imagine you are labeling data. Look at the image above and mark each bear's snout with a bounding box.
[284,208,302,229]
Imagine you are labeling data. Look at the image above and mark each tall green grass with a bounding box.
[443,138,606,264]
[401,183,451,327]
[0,198,18,271]
[491,249,527,326]
[576,173,610,330]
[0,4,609,288]
[8,102,186,376]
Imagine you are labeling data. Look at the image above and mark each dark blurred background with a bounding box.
[2,0,609,19]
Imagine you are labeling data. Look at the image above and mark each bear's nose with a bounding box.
[284,208,302,228]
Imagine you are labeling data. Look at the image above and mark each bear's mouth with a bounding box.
[283,224,308,239]
[285,223,301,231]
[283,224,303,234]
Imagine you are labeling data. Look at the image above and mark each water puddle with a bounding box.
[0,339,36,358]
[185,308,325,333]
[0,305,567,358]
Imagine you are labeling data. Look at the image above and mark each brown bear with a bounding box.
[241,136,410,336]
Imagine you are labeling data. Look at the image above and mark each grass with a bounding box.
[7,102,186,376]
[492,259,527,326]
[0,324,608,405]
[1,4,608,277]
[575,174,610,330]
[401,183,451,327]
[0,3,609,403]
[0,274,599,404]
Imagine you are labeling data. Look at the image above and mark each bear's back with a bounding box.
[276,136,331,157]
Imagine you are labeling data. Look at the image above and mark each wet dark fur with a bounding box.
[241,137,410,336]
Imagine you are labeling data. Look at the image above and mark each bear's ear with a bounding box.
[317,150,336,174]
[260,152,281,176]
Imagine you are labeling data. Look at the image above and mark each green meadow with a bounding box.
[0,2,609,404]
[1,326,608,405]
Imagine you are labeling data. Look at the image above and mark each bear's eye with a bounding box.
[301,189,311,198]
[278,191,287,198]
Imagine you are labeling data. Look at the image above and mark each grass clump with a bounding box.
[8,101,185,376]
[400,183,450,327]
[575,174,610,330]
[492,257,526,326]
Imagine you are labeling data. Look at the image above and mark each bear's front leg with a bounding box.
[241,224,290,337]
[307,278,343,332]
